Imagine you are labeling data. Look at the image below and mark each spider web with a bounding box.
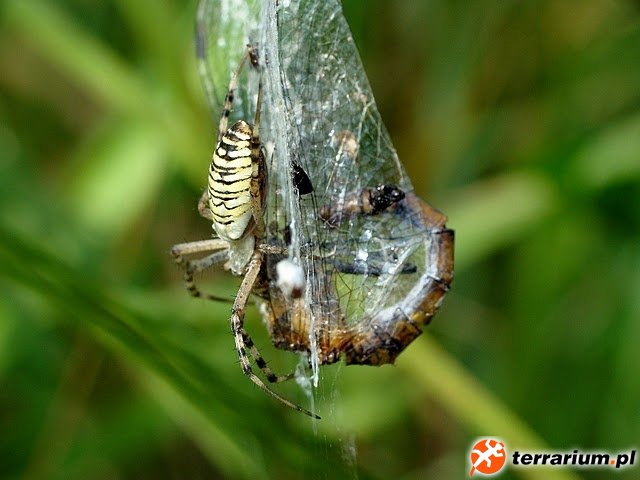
[196,0,433,401]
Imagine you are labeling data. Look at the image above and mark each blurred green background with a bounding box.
[1,0,639,479]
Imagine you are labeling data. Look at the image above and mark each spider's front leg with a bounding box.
[230,251,320,419]
[249,78,266,240]
[197,189,214,222]
[170,238,231,302]
[249,150,266,239]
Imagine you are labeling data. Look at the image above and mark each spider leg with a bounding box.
[241,331,295,383]
[231,251,320,419]
[249,79,266,239]
[217,49,251,143]
[171,239,232,302]
[250,154,266,239]
[197,189,214,222]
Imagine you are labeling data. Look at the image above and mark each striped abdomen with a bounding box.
[208,120,255,241]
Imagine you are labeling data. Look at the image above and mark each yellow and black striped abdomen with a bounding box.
[208,120,254,241]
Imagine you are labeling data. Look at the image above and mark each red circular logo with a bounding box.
[469,439,506,477]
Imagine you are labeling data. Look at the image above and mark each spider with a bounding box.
[171,45,320,418]
[172,47,454,419]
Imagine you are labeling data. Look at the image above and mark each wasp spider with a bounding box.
[171,46,319,419]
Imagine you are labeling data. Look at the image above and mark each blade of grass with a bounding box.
[65,120,168,238]
[398,335,583,480]
[0,224,264,479]
[569,112,640,190]
[4,0,209,176]
[445,171,560,270]
[4,0,148,114]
